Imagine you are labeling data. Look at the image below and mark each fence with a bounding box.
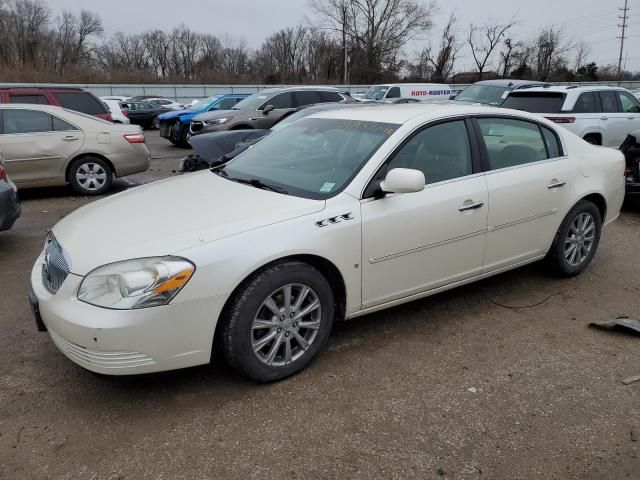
[1,81,639,103]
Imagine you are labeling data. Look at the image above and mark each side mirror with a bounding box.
[262,104,274,114]
[380,168,425,194]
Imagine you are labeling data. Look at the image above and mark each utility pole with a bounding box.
[617,0,629,82]
[341,2,349,85]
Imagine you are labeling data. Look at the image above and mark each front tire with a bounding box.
[68,157,113,196]
[547,200,602,276]
[221,262,335,382]
[178,126,192,148]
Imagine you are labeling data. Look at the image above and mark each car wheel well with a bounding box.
[213,255,347,359]
[580,193,607,221]
[65,154,115,182]
[230,124,253,130]
[583,133,602,145]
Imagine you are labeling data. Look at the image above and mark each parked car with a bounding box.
[358,83,451,102]
[159,94,249,147]
[100,95,130,103]
[0,104,150,195]
[632,89,640,101]
[0,153,21,232]
[0,86,112,121]
[145,98,184,110]
[128,95,166,102]
[29,103,624,381]
[102,99,130,124]
[381,97,423,104]
[120,101,173,129]
[502,85,640,147]
[190,87,352,137]
[621,129,640,200]
[453,79,550,106]
[181,102,378,172]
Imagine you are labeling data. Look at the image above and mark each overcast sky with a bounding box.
[44,0,640,72]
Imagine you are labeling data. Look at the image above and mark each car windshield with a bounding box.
[454,85,510,106]
[218,117,399,199]
[363,86,390,101]
[232,92,272,110]
[192,96,220,111]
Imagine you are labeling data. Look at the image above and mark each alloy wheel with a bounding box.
[564,212,596,266]
[75,163,107,192]
[251,283,322,367]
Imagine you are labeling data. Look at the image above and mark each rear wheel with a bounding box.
[583,134,601,145]
[151,116,161,129]
[68,156,113,196]
[221,262,334,382]
[547,200,602,276]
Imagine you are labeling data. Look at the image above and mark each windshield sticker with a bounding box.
[501,91,509,99]
[320,182,336,193]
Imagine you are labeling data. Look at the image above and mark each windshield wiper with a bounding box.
[215,171,289,195]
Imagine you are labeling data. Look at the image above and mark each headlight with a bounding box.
[204,117,229,126]
[77,257,195,310]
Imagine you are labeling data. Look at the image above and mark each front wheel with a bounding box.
[221,262,335,382]
[547,200,602,276]
[151,116,161,129]
[68,157,113,195]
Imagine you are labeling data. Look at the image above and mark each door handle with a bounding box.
[629,116,636,120]
[62,135,79,141]
[600,116,608,121]
[458,201,484,212]
[547,181,566,189]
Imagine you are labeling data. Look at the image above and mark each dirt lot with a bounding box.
[1,131,639,480]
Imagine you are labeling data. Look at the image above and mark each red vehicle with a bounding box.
[0,87,112,121]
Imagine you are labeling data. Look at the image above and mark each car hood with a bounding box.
[158,109,200,120]
[193,109,244,122]
[52,172,326,275]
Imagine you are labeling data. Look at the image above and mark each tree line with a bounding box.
[0,0,637,85]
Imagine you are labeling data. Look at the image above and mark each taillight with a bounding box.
[106,113,113,122]
[545,116,575,124]
[121,109,128,117]
[123,133,145,144]
[0,163,6,181]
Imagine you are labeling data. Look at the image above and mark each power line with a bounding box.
[617,0,630,80]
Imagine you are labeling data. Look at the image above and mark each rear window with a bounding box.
[319,91,344,103]
[53,92,107,115]
[502,92,566,113]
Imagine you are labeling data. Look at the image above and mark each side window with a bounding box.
[387,120,472,184]
[294,91,323,107]
[572,92,598,113]
[477,118,547,170]
[541,126,562,158]
[617,92,640,113]
[4,109,52,134]
[318,91,344,103]
[53,92,107,115]
[9,94,50,105]
[599,91,619,113]
[217,98,237,110]
[265,93,293,110]
[52,116,77,131]
[386,87,401,99]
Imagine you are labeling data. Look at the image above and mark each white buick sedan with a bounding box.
[30,104,625,382]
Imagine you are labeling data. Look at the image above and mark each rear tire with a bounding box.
[68,156,113,196]
[583,134,601,146]
[546,200,602,277]
[221,262,334,382]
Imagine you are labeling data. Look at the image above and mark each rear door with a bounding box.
[474,116,578,271]
[598,90,628,147]
[0,108,84,184]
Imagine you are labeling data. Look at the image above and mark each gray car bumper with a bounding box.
[0,180,21,231]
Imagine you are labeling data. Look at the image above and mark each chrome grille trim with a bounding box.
[49,330,156,369]
[41,234,70,294]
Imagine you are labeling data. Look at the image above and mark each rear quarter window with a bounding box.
[53,92,107,115]
[502,93,566,113]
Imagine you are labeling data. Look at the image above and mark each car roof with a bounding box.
[511,85,627,94]
[310,103,511,124]
[0,103,69,112]
[473,79,549,87]
[258,86,345,94]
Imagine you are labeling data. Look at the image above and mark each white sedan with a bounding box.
[30,104,625,382]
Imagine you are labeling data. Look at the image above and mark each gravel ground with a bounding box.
[1,131,639,480]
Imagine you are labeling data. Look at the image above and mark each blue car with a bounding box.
[158,94,249,147]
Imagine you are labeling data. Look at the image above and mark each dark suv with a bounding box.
[190,87,352,137]
[0,87,111,121]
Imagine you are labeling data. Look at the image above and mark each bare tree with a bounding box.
[414,12,459,82]
[532,26,571,81]
[467,19,516,80]
[573,40,591,72]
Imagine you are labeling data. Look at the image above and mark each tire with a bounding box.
[68,156,113,196]
[221,261,335,382]
[151,116,161,129]
[178,126,192,148]
[583,134,601,146]
[547,200,602,277]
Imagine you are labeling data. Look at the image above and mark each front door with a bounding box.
[361,119,488,307]
[474,116,578,271]
[1,108,83,184]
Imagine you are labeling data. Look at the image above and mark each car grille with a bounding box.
[41,233,70,294]
[49,330,156,370]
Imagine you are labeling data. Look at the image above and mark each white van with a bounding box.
[359,83,452,102]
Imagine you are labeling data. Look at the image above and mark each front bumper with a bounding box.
[0,181,21,231]
[30,255,227,375]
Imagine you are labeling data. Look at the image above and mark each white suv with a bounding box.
[502,85,640,147]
